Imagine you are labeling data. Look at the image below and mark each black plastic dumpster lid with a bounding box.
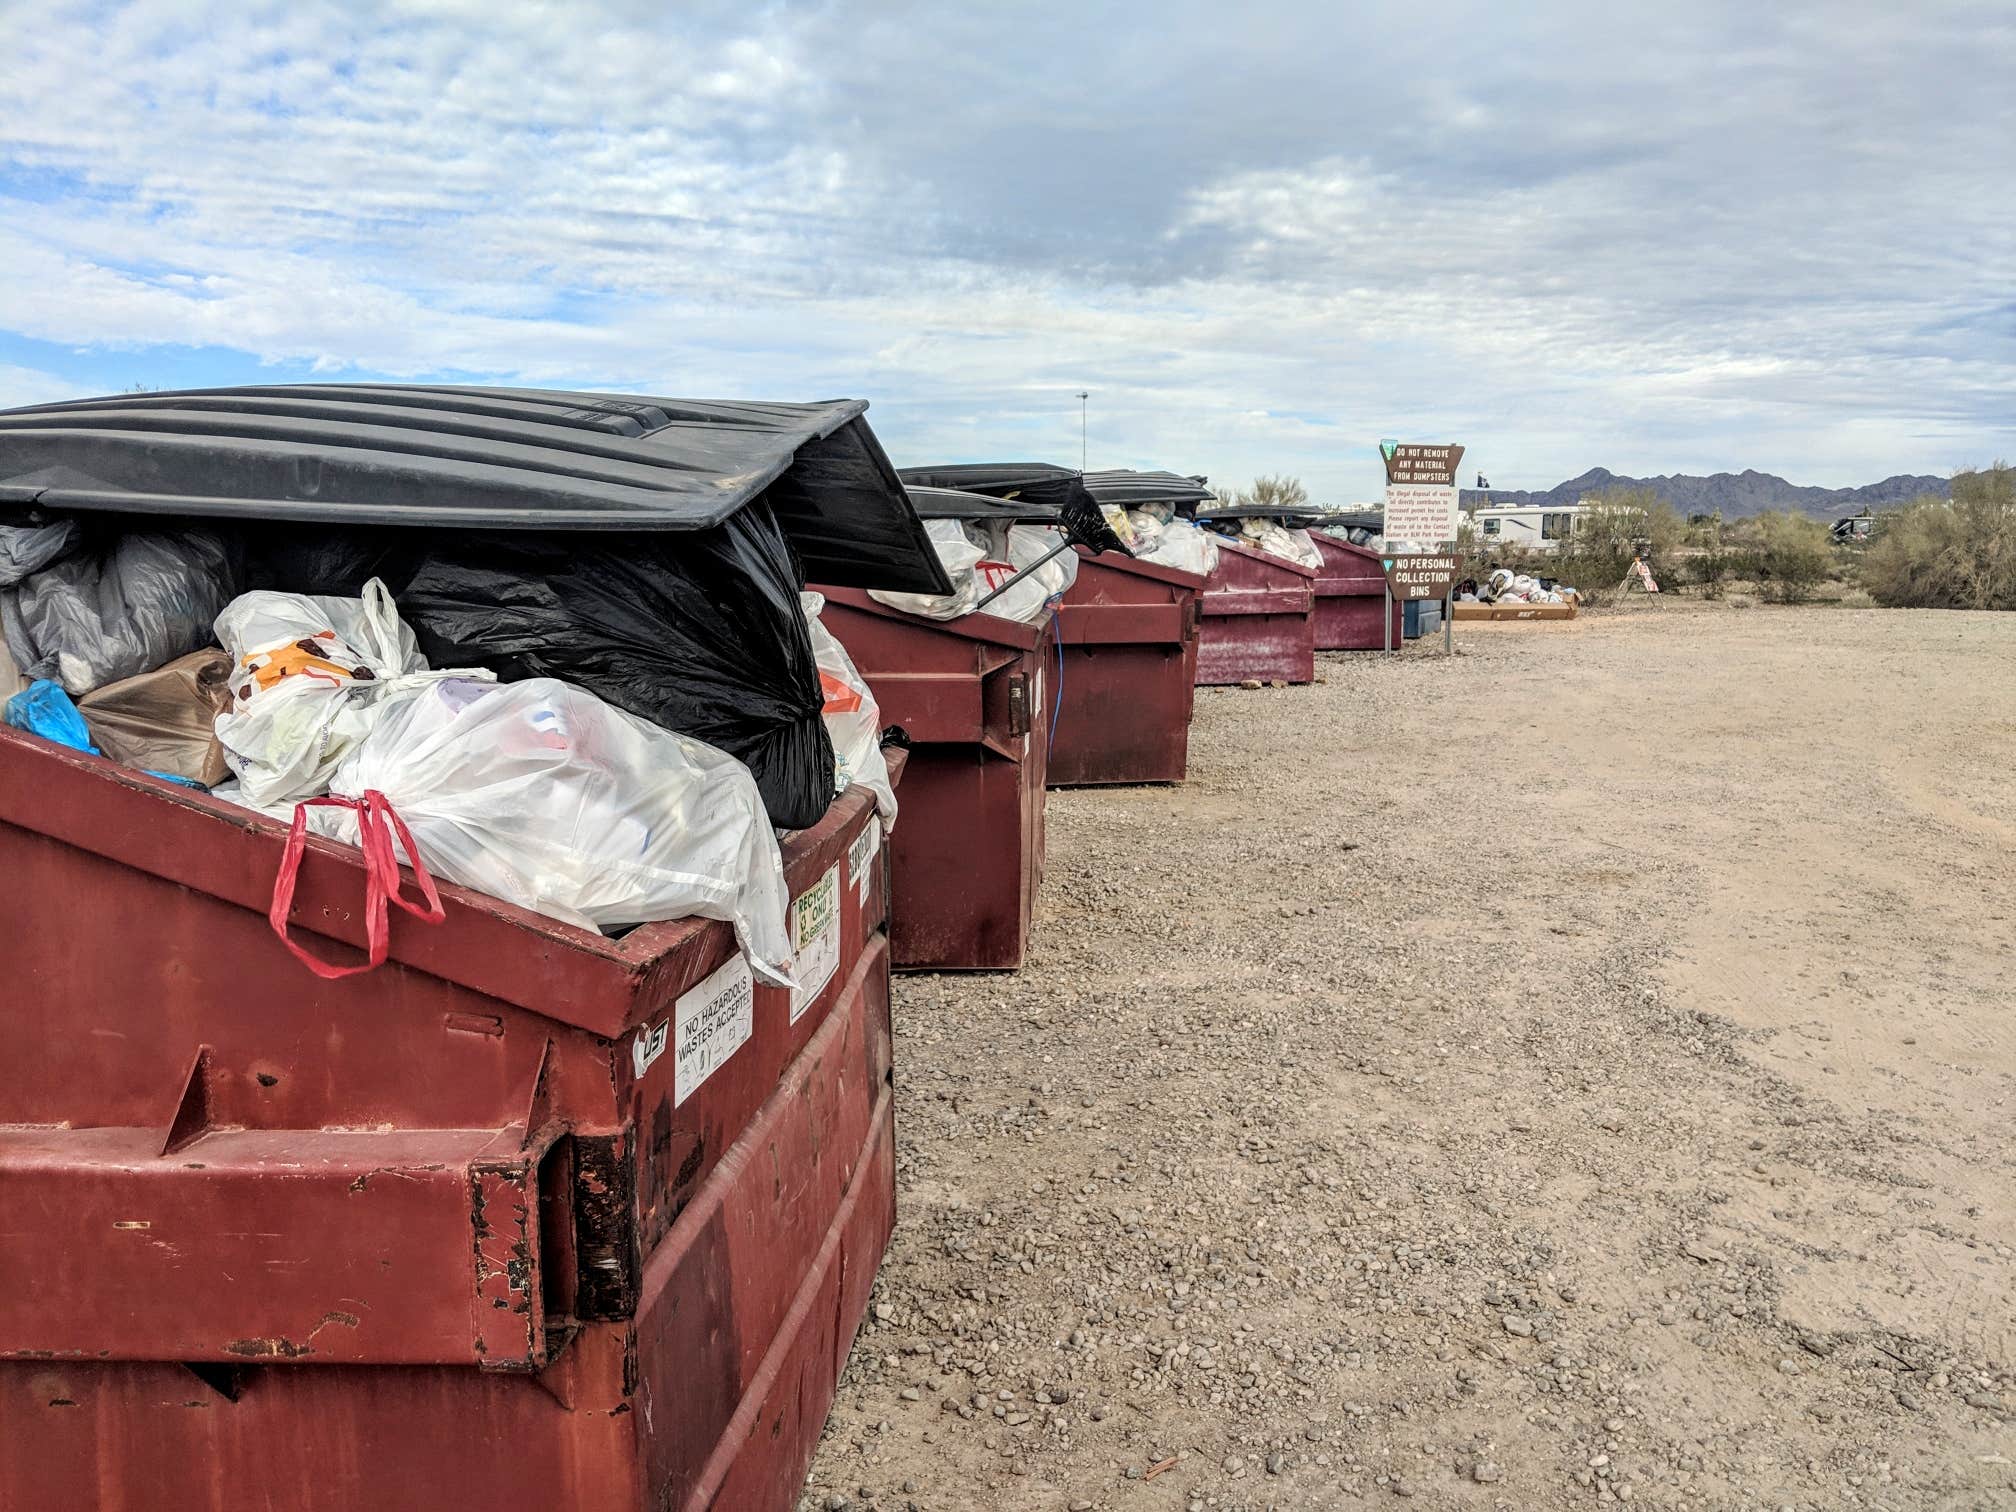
[1192,500,1327,526]
[904,484,1061,524]
[897,462,1089,514]
[898,465,1133,557]
[1078,469,1217,508]
[0,384,951,594]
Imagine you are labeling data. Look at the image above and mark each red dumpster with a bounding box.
[0,726,901,1512]
[810,587,1050,970]
[1048,546,1205,785]
[1193,537,1318,686]
[1310,530,1402,650]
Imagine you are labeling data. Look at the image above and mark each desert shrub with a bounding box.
[1677,515,1742,598]
[1860,465,2016,610]
[1742,511,1836,603]
[1224,475,1310,512]
[1549,486,1685,593]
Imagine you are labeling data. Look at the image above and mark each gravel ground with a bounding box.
[803,602,2016,1512]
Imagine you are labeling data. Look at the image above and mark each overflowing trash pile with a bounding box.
[0,385,944,981]
[1115,502,1221,576]
[1204,515,1322,570]
[869,515,1079,624]
[1458,567,1580,606]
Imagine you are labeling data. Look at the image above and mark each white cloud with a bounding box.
[0,364,91,409]
[0,0,2010,499]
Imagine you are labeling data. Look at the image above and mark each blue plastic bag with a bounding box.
[5,676,210,788]
[4,678,100,755]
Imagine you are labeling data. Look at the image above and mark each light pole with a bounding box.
[1075,391,1089,472]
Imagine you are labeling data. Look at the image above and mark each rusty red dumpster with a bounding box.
[810,587,1050,970]
[1193,537,1317,686]
[1310,530,1401,650]
[0,726,901,1512]
[1048,546,1204,785]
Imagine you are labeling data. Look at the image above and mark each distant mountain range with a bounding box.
[1459,468,1950,520]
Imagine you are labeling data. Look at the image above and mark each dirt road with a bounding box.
[804,603,2016,1512]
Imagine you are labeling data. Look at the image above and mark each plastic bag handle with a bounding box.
[269,789,446,979]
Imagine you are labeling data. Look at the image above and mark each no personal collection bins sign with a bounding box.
[1382,553,1460,602]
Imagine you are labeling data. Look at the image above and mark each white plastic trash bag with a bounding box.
[869,519,1075,624]
[1240,519,1322,571]
[213,577,492,809]
[1124,505,1168,557]
[801,591,896,831]
[1131,511,1219,577]
[980,524,1077,624]
[322,676,795,983]
[868,519,989,620]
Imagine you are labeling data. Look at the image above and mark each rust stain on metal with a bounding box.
[223,1337,312,1358]
[443,1011,505,1038]
[573,1133,637,1321]
[348,1164,441,1193]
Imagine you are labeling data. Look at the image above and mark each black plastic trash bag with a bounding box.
[0,514,240,696]
[394,499,837,831]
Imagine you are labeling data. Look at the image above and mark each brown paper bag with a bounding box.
[0,634,27,702]
[77,648,234,785]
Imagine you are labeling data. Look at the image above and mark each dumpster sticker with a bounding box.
[848,822,881,903]
[672,953,755,1106]
[788,864,842,1024]
[631,1019,670,1079]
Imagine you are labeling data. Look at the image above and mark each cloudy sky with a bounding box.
[1,0,2011,503]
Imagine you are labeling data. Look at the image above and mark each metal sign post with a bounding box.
[1383,583,1393,654]
[1445,584,1454,655]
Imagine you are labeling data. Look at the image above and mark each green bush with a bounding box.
[1741,511,1836,604]
[1677,515,1740,598]
[1548,486,1685,594]
[1860,465,2016,610]
[1224,475,1310,512]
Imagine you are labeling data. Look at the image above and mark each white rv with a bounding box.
[1467,502,1585,552]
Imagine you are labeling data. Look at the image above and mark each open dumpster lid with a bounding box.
[0,384,951,594]
[1193,499,1328,526]
[1078,469,1216,508]
[897,463,1130,558]
[1305,509,1383,534]
[898,462,1087,514]
[904,483,1061,524]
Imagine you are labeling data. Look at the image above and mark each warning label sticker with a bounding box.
[848,822,881,903]
[672,953,754,1107]
[788,864,842,1024]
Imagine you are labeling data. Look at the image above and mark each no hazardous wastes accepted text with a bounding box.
[628,863,846,1105]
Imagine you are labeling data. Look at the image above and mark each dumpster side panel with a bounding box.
[705,1101,894,1512]
[1049,552,1202,786]
[812,590,1048,970]
[0,720,899,1512]
[0,814,614,1134]
[1194,542,1316,685]
[881,745,1032,969]
[1310,533,1401,650]
[0,936,895,1512]
[0,1354,641,1512]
